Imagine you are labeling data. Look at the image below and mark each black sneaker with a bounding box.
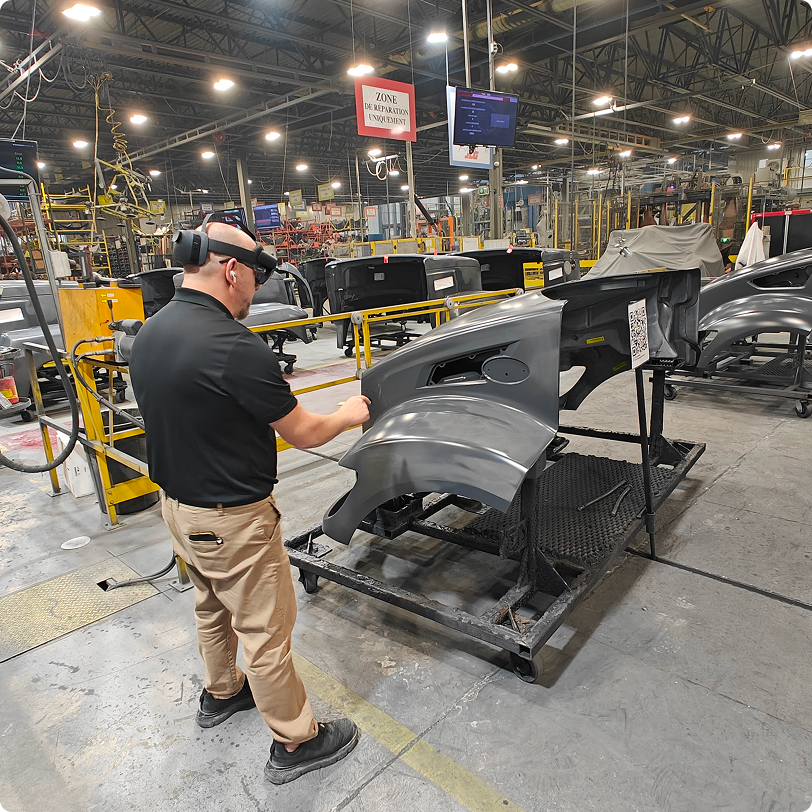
[264,718,360,784]
[196,679,256,728]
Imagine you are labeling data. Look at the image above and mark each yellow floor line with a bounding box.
[293,652,526,812]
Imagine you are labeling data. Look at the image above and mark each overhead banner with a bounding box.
[289,189,303,209]
[355,77,416,142]
[446,86,493,169]
[317,183,335,202]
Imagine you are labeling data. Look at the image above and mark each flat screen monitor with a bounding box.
[254,204,282,230]
[453,89,518,148]
[0,138,41,201]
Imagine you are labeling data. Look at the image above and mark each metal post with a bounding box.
[597,193,603,257]
[626,189,632,229]
[553,198,559,249]
[406,140,417,238]
[123,218,141,275]
[634,367,657,560]
[709,181,715,226]
[746,176,754,228]
[486,0,502,240]
[235,153,255,232]
[461,0,472,88]
[355,154,364,243]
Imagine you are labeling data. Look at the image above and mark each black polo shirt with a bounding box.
[129,287,297,507]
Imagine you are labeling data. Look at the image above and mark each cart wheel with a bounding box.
[794,400,812,419]
[284,362,295,375]
[508,652,538,683]
[298,569,319,594]
[114,389,127,403]
[663,384,677,401]
[19,409,34,423]
[344,347,354,357]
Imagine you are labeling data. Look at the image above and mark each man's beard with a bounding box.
[236,301,252,320]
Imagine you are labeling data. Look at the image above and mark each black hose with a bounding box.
[70,340,145,430]
[0,199,81,473]
[104,554,177,590]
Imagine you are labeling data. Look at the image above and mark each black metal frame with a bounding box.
[664,334,812,416]
[284,367,704,676]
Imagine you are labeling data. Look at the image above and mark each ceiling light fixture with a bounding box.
[347,64,374,76]
[459,174,469,180]
[72,140,88,148]
[265,131,281,141]
[667,157,678,164]
[459,187,473,193]
[296,163,308,171]
[36,161,46,169]
[767,142,782,150]
[727,132,743,140]
[672,115,691,124]
[531,164,538,170]
[791,48,812,59]
[593,95,612,107]
[62,3,101,21]
[149,169,160,177]
[367,148,382,158]
[427,31,448,44]
[201,150,215,159]
[213,79,234,91]
[331,181,341,188]
[247,179,252,184]
[554,138,569,145]
[587,168,602,175]
[110,184,117,190]
[496,62,518,74]
[284,191,290,196]
[619,150,632,158]
[129,114,147,124]
[389,169,400,177]
[516,179,528,185]
[400,184,410,191]
[201,189,209,194]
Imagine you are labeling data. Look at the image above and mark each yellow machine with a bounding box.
[59,284,145,351]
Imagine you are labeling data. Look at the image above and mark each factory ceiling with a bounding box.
[2,0,812,206]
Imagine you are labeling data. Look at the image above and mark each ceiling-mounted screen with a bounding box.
[453,89,518,149]
[0,139,40,201]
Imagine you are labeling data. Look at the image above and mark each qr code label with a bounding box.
[628,299,649,368]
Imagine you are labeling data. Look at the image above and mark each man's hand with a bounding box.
[337,395,371,427]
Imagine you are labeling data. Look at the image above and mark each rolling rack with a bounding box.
[663,333,812,418]
[284,366,705,681]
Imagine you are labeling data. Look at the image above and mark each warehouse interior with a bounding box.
[1,0,812,809]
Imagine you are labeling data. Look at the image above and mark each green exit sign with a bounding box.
[477,186,489,196]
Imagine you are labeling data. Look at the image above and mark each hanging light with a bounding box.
[554,138,569,145]
[593,95,612,107]
[265,131,281,141]
[389,169,400,177]
[201,150,215,159]
[495,63,518,74]
[296,163,308,171]
[72,140,88,148]
[727,132,743,140]
[149,169,161,177]
[213,79,234,91]
[331,181,341,188]
[427,31,448,44]
[619,150,632,158]
[400,184,410,191]
[767,143,782,150]
[347,64,374,76]
[367,148,382,158]
[36,161,46,169]
[62,3,101,21]
[129,114,147,124]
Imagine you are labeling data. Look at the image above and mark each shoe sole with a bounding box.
[196,696,256,729]
[264,728,361,784]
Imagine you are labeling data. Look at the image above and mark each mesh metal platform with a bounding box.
[737,352,812,381]
[459,454,677,568]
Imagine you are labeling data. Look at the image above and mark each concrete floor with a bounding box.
[0,326,811,812]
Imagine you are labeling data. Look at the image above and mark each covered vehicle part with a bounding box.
[301,257,328,317]
[325,254,481,350]
[696,248,812,369]
[323,269,700,544]
[456,247,580,290]
[587,223,725,280]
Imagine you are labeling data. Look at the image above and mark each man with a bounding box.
[129,221,370,784]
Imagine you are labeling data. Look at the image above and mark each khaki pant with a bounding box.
[161,493,318,744]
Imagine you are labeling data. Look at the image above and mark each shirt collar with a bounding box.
[174,287,234,319]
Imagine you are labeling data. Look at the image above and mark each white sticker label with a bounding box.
[628,299,649,369]
[548,268,563,280]
[434,276,454,291]
[373,272,385,281]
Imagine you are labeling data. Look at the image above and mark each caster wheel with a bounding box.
[284,363,295,375]
[663,384,677,401]
[19,409,34,423]
[344,347,354,357]
[114,389,126,403]
[508,652,538,683]
[298,569,319,594]
[795,400,811,418]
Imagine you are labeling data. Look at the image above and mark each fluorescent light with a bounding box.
[767,143,782,150]
[400,184,410,191]
[593,95,612,107]
[531,165,538,170]
[265,131,281,141]
[792,50,804,59]
[619,150,631,158]
[202,189,209,194]
[672,115,691,124]
[129,114,147,124]
[149,169,161,177]
[389,169,400,177]
[587,168,602,175]
[62,3,101,21]
[427,31,448,44]
[805,48,812,57]
[367,148,382,158]
[331,181,341,188]
[727,132,743,140]
[284,191,290,196]
[213,79,234,91]
[459,187,473,193]
[247,179,252,184]
[347,64,374,76]
[36,161,46,169]
[296,163,308,171]
[554,138,569,145]
[459,174,469,180]
[667,157,677,164]
[496,63,518,74]
[72,140,88,148]
[516,179,528,185]
[201,150,215,159]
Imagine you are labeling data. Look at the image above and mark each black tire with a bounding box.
[284,362,295,375]
[344,347,354,357]
[298,569,319,594]
[114,389,127,403]
[663,384,677,401]
[794,400,811,419]
[19,409,35,423]
[508,652,538,683]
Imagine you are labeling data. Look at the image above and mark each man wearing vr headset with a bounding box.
[129,221,370,784]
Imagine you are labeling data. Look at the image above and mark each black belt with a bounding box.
[165,491,272,509]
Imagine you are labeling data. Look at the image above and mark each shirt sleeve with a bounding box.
[221,331,298,424]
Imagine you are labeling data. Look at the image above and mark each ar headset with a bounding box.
[172,213,278,286]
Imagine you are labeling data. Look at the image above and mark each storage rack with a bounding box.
[43,187,111,275]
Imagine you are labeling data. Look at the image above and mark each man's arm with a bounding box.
[271,395,370,449]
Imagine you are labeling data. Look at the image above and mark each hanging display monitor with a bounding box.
[0,138,41,201]
[453,89,518,149]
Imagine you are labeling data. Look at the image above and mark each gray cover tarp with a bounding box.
[587,223,725,279]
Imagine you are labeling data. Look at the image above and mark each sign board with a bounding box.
[477,186,489,196]
[311,202,323,212]
[355,77,416,142]
[446,86,494,169]
[289,189,303,208]
[150,200,166,214]
[365,206,377,217]
[328,206,342,217]
[628,299,649,368]
[317,183,335,201]
[200,202,214,212]
[527,193,542,206]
